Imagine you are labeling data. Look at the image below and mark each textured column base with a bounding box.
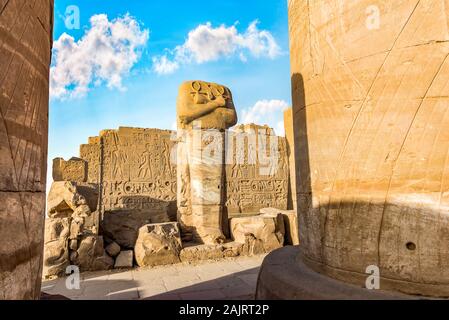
[256,246,425,300]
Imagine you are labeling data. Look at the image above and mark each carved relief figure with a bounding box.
[162,140,171,173]
[138,143,153,179]
[111,148,128,180]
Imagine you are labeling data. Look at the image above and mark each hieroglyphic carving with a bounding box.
[52,157,87,182]
[225,124,289,214]
[99,127,177,218]
[76,122,289,242]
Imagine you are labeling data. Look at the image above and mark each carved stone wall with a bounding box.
[79,137,101,183]
[290,0,449,297]
[100,127,177,214]
[52,157,87,182]
[226,124,289,215]
[75,125,290,246]
[0,0,54,299]
[80,127,177,248]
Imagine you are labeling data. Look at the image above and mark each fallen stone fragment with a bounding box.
[43,218,71,277]
[260,208,299,245]
[180,243,224,262]
[73,235,105,271]
[114,250,134,268]
[92,253,114,271]
[229,214,285,253]
[135,222,182,267]
[105,242,121,257]
[47,181,98,217]
[102,210,170,249]
[241,234,265,256]
[222,241,244,258]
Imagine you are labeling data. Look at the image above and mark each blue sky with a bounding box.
[49,0,292,186]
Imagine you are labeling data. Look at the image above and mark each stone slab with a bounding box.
[114,250,134,269]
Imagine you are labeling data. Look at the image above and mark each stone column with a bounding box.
[0,0,54,299]
[283,108,296,211]
[289,0,449,297]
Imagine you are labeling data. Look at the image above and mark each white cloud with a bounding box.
[152,55,179,75]
[241,99,289,124]
[275,121,286,137]
[240,99,290,136]
[153,20,281,75]
[50,13,149,100]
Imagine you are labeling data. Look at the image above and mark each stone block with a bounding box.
[115,250,134,268]
[135,222,182,267]
[102,210,168,249]
[260,208,299,245]
[230,214,284,253]
[47,181,98,217]
[43,239,70,278]
[105,242,121,257]
[73,235,105,271]
[92,254,114,271]
[222,241,244,258]
[225,124,290,215]
[98,127,176,222]
[52,157,87,182]
[180,243,224,263]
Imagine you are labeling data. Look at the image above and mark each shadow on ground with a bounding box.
[41,262,262,300]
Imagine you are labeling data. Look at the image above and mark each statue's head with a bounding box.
[177,80,237,130]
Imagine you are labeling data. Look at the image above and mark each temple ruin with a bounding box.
[42,81,297,277]
[4,0,449,301]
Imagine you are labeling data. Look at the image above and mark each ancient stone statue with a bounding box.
[176,80,237,244]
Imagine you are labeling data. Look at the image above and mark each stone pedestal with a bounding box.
[256,247,417,300]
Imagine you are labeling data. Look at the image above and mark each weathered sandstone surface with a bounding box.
[52,157,87,182]
[260,207,299,245]
[230,214,285,253]
[43,181,111,277]
[289,0,449,296]
[135,222,182,267]
[0,0,54,299]
[114,250,134,269]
